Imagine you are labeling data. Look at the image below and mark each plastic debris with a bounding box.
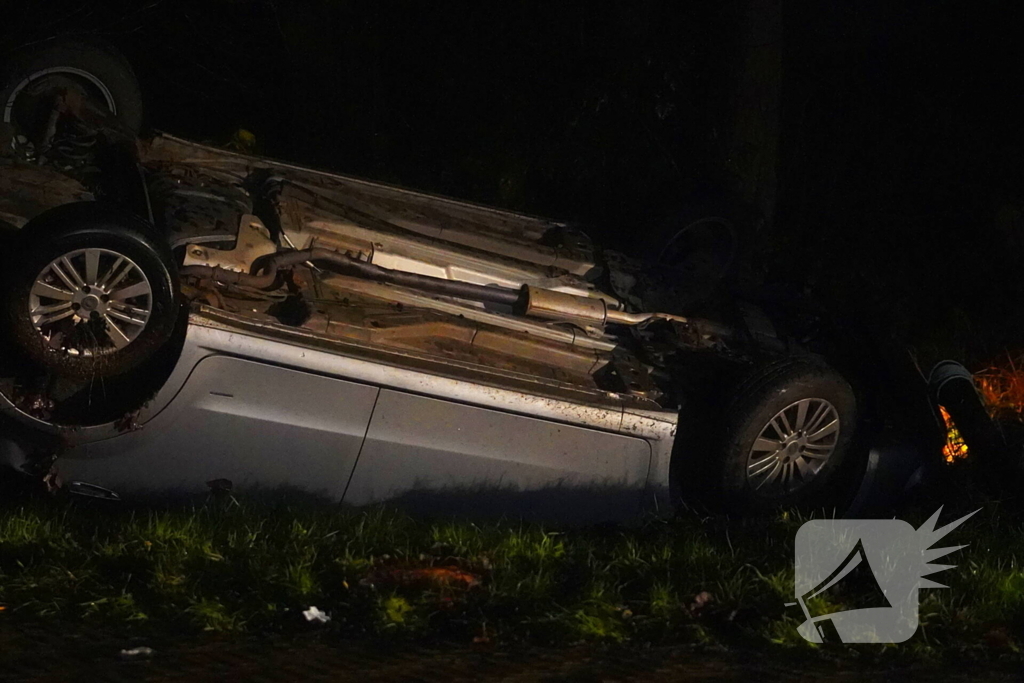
[688,591,715,615]
[120,646,155,658]
[303,606,331,623]
[226,129,257,153]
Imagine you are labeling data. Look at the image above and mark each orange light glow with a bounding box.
[940,406,969,463]
[936,354,1024,464]
[975,355,1024,419]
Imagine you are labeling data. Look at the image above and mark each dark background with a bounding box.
[3,0,1022,367]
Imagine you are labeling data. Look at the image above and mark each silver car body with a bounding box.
[2,134,682,520]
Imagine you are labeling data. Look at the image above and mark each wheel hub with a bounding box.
[745,398,841,496]
[77,292,102,313]
[28,247,153,355]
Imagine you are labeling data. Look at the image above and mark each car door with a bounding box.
[59,355,379,499]
[342,389,652,522]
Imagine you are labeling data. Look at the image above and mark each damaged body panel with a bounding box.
[50,312,677,518]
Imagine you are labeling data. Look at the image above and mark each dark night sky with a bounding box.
[3,0,1023,364]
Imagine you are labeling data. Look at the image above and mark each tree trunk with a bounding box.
[722,0,783,234]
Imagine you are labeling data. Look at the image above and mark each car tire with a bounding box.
[1,204,179,380]
[646,208,739,284]
[699,356,859,512]
[0,39,143,143]
[642,185,759,278]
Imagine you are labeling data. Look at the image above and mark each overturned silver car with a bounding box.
[0,40,944,518]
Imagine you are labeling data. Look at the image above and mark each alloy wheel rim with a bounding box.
[28,248,152,356]
[3,67,118,125]
[746,397,840,496]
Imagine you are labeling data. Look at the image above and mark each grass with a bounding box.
[0,484,1023,665]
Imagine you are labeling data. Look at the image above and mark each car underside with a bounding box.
[2,129,787,410]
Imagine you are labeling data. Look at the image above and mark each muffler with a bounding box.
[516,285,689,327]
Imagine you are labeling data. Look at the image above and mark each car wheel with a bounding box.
[643,187,755,281]
[711,357,859,511]
[2,204,179,380]
[0,39,143,148]
[651,212,738,284]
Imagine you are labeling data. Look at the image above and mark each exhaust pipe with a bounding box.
[182,248,522,306]
[516,285,692,327]
[182,250,708,330]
